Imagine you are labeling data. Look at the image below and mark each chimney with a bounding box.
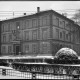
[37,7,40,13]
[24,13,26,15]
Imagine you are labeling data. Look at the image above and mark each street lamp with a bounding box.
[17,26,20,30]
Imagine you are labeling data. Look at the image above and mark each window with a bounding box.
[16,22,20,30]
[8,46,12,53]
[2,46,6,53]
[66,34,68,40]
[25,31,29,40]
[5,23,8,32]
[56,28,59,39]
[39,17,43,26]
[60,21,65,28]
[65,23,71,30]
[25,45,29,53]
[62,21,65,28]
[9,34,12,42]
[42,28,48,40]
[32,44,37,53]
[32,30,37,40]
[63,31,65,40]
[60,32,62,39]
[32,19,37,27]
[23,20,26,29]
[56,18,59,26]
[2,24,4,32]
[42,43,47,54]
[42,16,47,25]
[8,23,10,31]
[53,17,59,26]
[3,34,6,42]
[26,20,29,28]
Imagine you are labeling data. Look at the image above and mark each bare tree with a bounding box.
[71,9,80,24]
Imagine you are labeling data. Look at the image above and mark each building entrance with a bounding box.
[15,45,20,55]
[13,44,21,55]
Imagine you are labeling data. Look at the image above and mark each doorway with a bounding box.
[16,45,20,55]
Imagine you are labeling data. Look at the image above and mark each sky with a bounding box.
[0,1,80,20]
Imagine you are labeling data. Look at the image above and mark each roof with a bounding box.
[2,10,74,23]
[1,9,80,28]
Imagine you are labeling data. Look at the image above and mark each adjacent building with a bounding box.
[1,8,80,56]
[0,21,1,55]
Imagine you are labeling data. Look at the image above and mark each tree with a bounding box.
[71,9,80,25]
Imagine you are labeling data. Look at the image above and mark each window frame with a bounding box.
[32,30,37,40]
[25,31,29,40]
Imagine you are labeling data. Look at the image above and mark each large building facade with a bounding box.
[1,9,80,56]
[0,21,1,55]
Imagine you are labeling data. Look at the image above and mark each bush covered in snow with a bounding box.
[54,48,78,60]
[54,48,78,64]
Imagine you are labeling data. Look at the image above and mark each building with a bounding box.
[1,7,80,56]
[0,21,1,55]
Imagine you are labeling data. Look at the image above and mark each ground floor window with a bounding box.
[8,46,12,54]
[42,44,47,54]
[1,46,6,53]
[32,44,38,53]
[25,44,29,53]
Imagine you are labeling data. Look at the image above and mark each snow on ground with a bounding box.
[0,75,26,79]
[0,66,13,69]
[0,66,74,79]
[0,66,32,79]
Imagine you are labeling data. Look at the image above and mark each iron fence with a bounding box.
[0,65,80,79]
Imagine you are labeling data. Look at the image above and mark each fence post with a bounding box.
[32,72,36,79]
[2,69,6,76]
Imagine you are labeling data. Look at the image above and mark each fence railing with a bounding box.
[0,65,80,79]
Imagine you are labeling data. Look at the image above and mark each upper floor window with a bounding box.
[65,23,71,30]
[23,20,26,29]
[56,28,59,39]
[39,17,43,26]
[32,19,37,27]
[5,23,8,32]
[53,17,59,26]
[56,18,59,26]
[16,22,20,30]
[42,28,48,40]
[60,21,65,28]
[8,23,10,31]
[66,34,69,40]
[25,31,29,40]
[2,24,4,32]
[62,21,65,28]
[3,34,6,42]
[60,32,62,39]
[25,20,29,29]
[9,34,12,42]
[32,30,37,40]
[63,31,65,40]
[42,16,47,26]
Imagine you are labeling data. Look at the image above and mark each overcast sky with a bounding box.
[0,1,80,20]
